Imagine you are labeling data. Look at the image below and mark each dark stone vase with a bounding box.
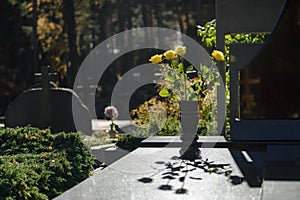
[179,100,201,160]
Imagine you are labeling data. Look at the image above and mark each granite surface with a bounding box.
[55,147,261,200]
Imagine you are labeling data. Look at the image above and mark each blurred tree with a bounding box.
[0,0,215,117]
[31,0,69,82]
[0,0,33,116]
[62,0,79,87]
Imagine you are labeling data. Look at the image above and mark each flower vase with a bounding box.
[179,100,201,160]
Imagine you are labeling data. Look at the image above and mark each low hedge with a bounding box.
[0,126,94,199]
[115,134,146,152]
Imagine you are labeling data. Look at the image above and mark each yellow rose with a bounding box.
[49,22,56,30]
[211,50,225,61]
[149,54,163,64]
[164,50,177,60]
[174,46,186,56]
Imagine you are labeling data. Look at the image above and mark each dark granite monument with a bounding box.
[5,66,92,134]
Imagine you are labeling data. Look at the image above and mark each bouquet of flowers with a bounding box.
[149,46,225,101]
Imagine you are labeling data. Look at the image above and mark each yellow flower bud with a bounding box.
[211,50,225,61]
[48,146,53,151]
[149,54,163,64]
[174,46,186,56]
[49,22,56,30]
[164,50,177,60]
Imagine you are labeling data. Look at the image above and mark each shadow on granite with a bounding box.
[54,147,262,200]
[229,145,300,188]
[229,150,265,187]
[138,153,243,195]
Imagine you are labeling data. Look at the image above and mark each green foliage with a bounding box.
[152,48,221,102]
[115,96,182,151]
[197,19,217,48]
[159,89,170,98]
[115,134,146,152]
[115,115,181,151]
[130,96,180,134]
[155,116,181,136]
[130,94,218,137]
[130,19,269,138]
[197,19,269,61]
[0,126,94,199]
[197,19,269,134]
[0,153,68,200]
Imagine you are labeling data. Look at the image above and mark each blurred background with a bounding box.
[0,0,216,118]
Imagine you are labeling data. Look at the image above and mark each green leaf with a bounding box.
[159,89,170,97]
[199,64,209,74]
[180,73,186,80]
[171,60,178,68]
[186,66,194,72]
[214,82,220,87]
[192,96,199,101]
[178,63,184,72]
[173,94,179,100]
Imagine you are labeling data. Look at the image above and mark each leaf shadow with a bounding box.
[137,152,243,195]
[138,177,153,183]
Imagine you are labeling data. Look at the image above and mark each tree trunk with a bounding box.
[63,0,79,88]
[117,0,125,32]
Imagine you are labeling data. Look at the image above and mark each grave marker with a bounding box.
[5,66,92,134]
